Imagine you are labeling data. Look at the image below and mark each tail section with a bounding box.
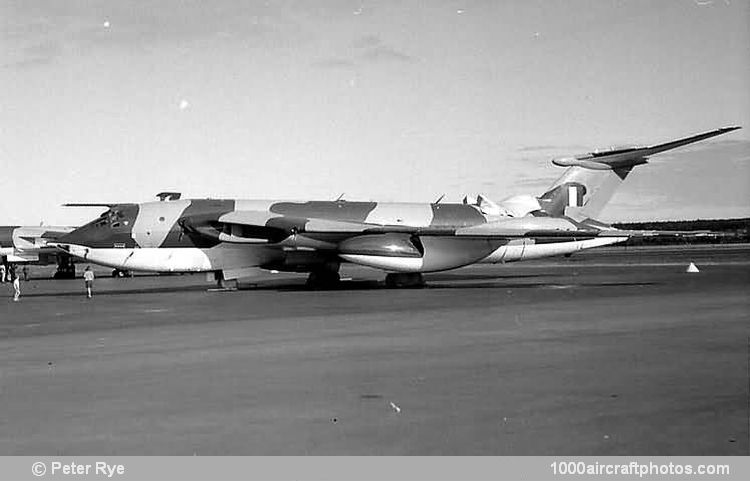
[538,166,632,220]
[537,126,740,220]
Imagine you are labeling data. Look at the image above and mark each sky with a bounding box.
[1,0,748,226]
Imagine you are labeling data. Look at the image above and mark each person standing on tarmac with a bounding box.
[0,263,6,283]
[10,265,20,301]
[83,266,95,299]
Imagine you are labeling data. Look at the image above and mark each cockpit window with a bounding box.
[109,210,123,228]
[93,209,116,228]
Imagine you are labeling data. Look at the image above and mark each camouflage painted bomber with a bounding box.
[53,194,615,275]
[50,126,742,275]
[57,126,744,253]
[56,195,601,250]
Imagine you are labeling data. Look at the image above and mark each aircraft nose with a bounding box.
[58,204,139,248]
[57,224,97,247]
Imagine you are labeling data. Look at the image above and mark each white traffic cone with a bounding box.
[686,262,700,273]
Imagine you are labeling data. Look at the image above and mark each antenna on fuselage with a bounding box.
[335,193,345,202]
[434,194,446,204]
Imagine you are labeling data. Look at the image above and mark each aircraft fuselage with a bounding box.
[57,198,626,276]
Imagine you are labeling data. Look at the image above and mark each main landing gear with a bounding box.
[384,273,425,288]
[212,271,238,290]
[305,269,341,289]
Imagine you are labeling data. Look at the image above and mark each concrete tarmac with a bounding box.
[0,245,748,455]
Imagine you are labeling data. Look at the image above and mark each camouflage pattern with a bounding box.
[0,225,74,264]
[55,126,741,278]
[56,194,611,275]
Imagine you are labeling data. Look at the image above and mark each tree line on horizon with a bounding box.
[612,217,749,245]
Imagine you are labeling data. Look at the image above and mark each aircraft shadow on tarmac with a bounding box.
[270,280,659,292]
[17,285,210,298]
[14,276,659,297]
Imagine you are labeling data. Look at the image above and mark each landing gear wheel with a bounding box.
[213,271,238,290]
[306,270,341,289]
[384,273,425,288]
[219,278,238,290]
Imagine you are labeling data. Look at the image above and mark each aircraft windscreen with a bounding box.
[109,209,125,228]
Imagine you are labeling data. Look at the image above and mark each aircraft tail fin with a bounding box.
[537,126,740,220]
[537,166,631,220]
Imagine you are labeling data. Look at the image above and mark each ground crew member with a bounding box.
[83,266,95,298]
[0,263,5,283]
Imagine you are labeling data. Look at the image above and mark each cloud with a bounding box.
[360,44,415,63]
[2,16,55,40]
[352,35,381,50]
[312,58,356,70]
[2,40,62,69]
[2,1,306,70]
[313,34,416,70]
[512,177,556,188]
[517,145,558,152]
[353,34,415,64]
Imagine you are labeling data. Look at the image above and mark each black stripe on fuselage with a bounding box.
[430,204,486,227]
[270,201,378,223]
[162,199,236,248]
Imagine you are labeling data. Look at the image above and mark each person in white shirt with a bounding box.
[83,266,95,299]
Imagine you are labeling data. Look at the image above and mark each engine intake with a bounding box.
[338,233,422,258]
[338,234,502,273]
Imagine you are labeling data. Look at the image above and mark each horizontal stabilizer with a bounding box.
[552,126,741,170]
[638,126,741,156]
[541,125,741,220]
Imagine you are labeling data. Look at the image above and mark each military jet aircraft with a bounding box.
[1,225,76,278]
[55,126,740,287]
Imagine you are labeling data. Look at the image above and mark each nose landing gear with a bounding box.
[111,269,133,278]
[53,254,76,279]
